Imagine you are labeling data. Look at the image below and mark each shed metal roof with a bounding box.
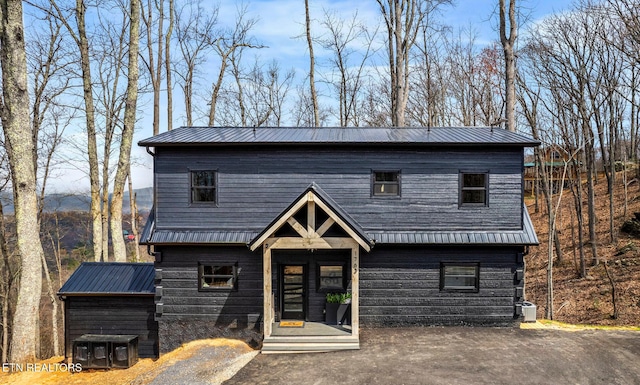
[138,126,540,147]
[58,262,155,296]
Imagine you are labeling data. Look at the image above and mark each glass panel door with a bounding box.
[281,265,306,320]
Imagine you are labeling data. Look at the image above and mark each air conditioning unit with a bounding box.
[521,301,537,322]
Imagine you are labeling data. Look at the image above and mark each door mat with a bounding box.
[279,321,305,328]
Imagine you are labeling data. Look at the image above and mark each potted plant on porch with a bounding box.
[325,292,351,325]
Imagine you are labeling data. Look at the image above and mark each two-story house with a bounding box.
[138,126,539,353]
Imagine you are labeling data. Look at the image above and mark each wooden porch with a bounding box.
[248,184,374,354]
[262,322,359,353]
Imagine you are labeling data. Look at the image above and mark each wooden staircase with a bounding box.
[261,335,360,354]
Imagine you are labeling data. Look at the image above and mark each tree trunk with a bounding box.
[585,136,599,265]
[603,260,618,319]
[100,163,110,261]
[208,58,228,126]
[499,0,517,132]
[0,0,45,361]
[0,202,12,363]
[305,0,319,126]
[40,251,59,356]
[155,0,163,135]
[73,0,103,262]
[570,160,587,278]
[110,0,140,262]
[393,0,404,126]
[128,172,140,262]
[546,187,554,320]
[165,0,174,131]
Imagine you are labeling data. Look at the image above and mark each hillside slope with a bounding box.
[525,172,640,325]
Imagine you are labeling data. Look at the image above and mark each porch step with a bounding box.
[262,336,360,354]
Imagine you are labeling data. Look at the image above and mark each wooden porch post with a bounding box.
[263,244,272,338]
[351,245,359,338]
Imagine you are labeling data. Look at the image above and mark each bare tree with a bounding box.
[174,0,217,126]
[407,18,448,127]
[0,0,46,362]
[141,0,164,135]
[165,0,174,130]
[526,9,605,266]
[445,28,479,126]
[319,10,377,127]
[110,0,141,262]
[48,0,103,262]
[305,0,320,126]
[219,58,294,127]
[376,0,452,127]
[26,11,74,215]
[499,0,517,132]
[207,5,262,126]
[93,10,129,261]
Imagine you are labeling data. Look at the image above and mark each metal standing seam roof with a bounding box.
[57,262,155,296]
[138,126,540,147]
[368,205,539,245]
[141,204,538,246]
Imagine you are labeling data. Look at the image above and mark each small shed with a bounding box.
[58,262,159,359]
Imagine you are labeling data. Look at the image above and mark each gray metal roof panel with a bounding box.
[368,208,538,246]
[149,230,257,244]
[138,126,540,147]
[58,262,155,296]
[141,203,538,246]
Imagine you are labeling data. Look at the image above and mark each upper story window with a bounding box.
[459,172,488,207]
[372,170,400,197]
[191,170,217,204]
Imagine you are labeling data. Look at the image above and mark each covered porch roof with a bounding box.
[248,182,374,252]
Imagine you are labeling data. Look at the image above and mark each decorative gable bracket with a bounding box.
[248,184,373,252]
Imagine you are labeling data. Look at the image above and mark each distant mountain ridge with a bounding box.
[0,187,153,214]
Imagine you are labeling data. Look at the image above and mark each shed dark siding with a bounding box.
[64,296,158,359]
[153,147,524,233]
[360,245,524,326]
[154,246,263,352]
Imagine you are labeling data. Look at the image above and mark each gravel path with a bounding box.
[143,345,258,385]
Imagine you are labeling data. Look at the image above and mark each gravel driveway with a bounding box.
[224,327,640,385]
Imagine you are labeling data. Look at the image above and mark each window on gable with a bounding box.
[198,263,237,291]
[459,172,488,206]
[372,170,400,197]
[440,263,479,292]
[191,170,217,204]
[317,263,347,291]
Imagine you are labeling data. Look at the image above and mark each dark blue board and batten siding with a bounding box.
[152,147,524,232]
[153,246,263,353]
[360,246,524,326]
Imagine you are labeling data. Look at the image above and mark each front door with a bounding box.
[280,265,306,320]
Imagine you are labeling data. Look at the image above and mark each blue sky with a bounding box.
[131,0,576,191]
[46,0,578,192]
